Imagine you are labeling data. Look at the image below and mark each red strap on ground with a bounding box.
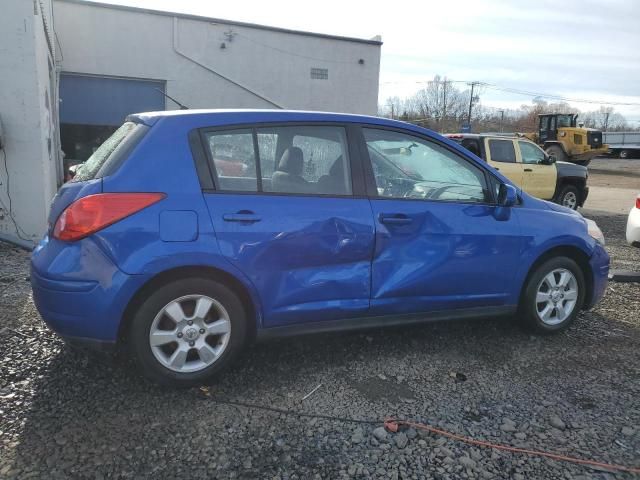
[384,419,640,474]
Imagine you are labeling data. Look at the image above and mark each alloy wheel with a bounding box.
[535,268,579,326]
[149,294,231,373]
[562,191,578,210]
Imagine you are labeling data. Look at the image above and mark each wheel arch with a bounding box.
[118,265,260,343]
[519,245,594,307]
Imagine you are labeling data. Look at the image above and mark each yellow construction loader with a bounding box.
[521,113,608,166]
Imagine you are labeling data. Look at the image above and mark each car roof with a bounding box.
[124,109,516,186]
[446,133,526,141]
[127,109,421,131]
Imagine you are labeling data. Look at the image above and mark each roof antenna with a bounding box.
[154,88,189,110]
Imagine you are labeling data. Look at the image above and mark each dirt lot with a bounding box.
[584,157,639,215]
[1,167,639,479]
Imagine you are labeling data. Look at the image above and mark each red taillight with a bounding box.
[53,193,165,241]
[636,196,640,209]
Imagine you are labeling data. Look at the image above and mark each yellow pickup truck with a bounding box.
[447,134,589,210]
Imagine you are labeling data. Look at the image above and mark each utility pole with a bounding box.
[499,110,505,133]
[467,81,480,127]
[442,77,448,133]
[604,111,610,132]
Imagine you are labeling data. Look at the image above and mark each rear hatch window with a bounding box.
[72,121,148,182]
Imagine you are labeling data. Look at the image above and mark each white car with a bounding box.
[626,194,640,247]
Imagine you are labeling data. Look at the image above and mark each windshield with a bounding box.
[556,115,575,128]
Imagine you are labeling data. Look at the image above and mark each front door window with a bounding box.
[363,128,489,203]
[519,141,546,164]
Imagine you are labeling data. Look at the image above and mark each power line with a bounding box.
[379,79,640,107]
[481,83,640,106]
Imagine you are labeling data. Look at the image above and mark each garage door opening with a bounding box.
[59,73,165,168]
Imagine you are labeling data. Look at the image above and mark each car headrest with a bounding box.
[278,147,304,176]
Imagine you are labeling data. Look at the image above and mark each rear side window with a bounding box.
[202,129,257,192]
[488,139,516,163]
[201,125,352,196]
[73,122,147,182]
[461,139,482,158]
[258,125,351,195]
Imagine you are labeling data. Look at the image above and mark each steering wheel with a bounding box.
[381,177,415,197]
[427,185,458,200]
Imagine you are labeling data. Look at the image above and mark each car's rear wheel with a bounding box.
[129,277,247,386]
[556,184,580,210]
[519,257,585,333]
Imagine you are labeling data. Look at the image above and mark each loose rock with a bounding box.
[394,432,408,449]
[549,415,567,430]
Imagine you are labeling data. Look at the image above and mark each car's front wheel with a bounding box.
[519,257,585,333]
[556,184,580,210]
[129,277,247,386]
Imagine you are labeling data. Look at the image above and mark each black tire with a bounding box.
[545,145,567,163]
[519,256,585,334]
[555,184,580,210]
[129,277,247,387]
[619,150,629,159]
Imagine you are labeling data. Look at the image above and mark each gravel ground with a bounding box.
[1,212,639,480]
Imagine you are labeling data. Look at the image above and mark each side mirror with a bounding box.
[547,154,556,164]
[498,183,517,207]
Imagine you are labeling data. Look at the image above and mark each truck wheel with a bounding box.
[519,256,585,334]
[556,185,580,210]
[545,145,567,163]
[619,150,629,159]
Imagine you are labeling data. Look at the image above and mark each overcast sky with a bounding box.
[88,0,640,123]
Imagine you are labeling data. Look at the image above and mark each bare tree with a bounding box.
[405,76,470,132]
[380,74,637,133]
[582,106,628,131]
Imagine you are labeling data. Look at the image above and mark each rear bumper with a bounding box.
[30,266,144,342]
[30,235,148,342]
[585,243,610,309]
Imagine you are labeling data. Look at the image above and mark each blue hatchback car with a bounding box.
[31,110,609,386]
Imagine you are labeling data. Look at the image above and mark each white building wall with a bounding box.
[53,0,381,115]
[0,0,60,247]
